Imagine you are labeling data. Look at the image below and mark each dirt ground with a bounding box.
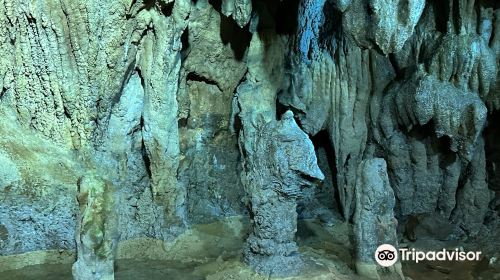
[1,217,499,280]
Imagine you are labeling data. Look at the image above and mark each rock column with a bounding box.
[241,111,324,276]
[354,159,403,280]
[72,175,119,280]
[233,29,324,276]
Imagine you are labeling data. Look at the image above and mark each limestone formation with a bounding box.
[354,158,403,280]
[234,31,324,275]
[177,0,248,223]
[221,0,252,28]
[72,175,118,280]
[343,0,425,53]
[379,68,487,160]
[282,39,373,220]
[0,107,79,255]
[0,0,499,279]
[452,138,493,236]
[239,110,324,276]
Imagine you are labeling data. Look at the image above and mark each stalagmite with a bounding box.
[354,158,403,280]
[72,175,118,280]
[240,111,324,276]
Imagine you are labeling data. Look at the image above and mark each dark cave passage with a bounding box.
[485,110,500,211]
[311,130,339,203]
[296,130,341,224]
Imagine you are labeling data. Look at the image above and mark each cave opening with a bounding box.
[186,72,221,90]
[137,0,174,16]
[0,87,6,100]
[296,130,341,224]
[311,130,338,196]
[407,120,456,159]
[429,0,450,34]
[140,116,152,179]
[207,0,222,11]
[180,27,190,60]
[253,0,300,35]
[160,2,174,16]
[220,15,252,61]
[319,0,342,52]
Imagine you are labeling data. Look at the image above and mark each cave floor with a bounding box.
[1,217,498,280]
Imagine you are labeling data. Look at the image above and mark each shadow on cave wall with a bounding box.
[207,0,300,61]
[207,0,252,61]
[310,130,341,213]
[485,110,500,209]
[276,91,341,222]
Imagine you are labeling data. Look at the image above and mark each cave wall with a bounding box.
[0,0,499,262]
[0,0,192,253]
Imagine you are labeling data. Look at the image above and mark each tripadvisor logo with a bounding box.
[374,244,482,267]
[375,244,398,267]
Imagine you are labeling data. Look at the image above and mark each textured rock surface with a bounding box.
[72,175,118,280]
[177,1,248,223]
[0,107,79,255]
[221,0,252,28]
[282,40,373,220]
[234,31,324,275]
[0,0,193,255]
[379,69,487,159]
[239,110,324,276]
[343,0,425,53]
[354,159,402,280]
[0,0,499,279]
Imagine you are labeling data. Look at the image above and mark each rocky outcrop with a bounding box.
[379,69,487,159]
[282,39,374,220]
[240,111,324,276]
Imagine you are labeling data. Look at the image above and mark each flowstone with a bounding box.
[72,175,119,280]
